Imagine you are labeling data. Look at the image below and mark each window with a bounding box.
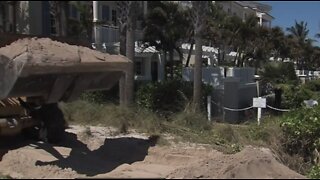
[227,8,231,14]
[135,58,145,76]
[112,9,117,26]
[102,5,110,21]
[70,4,78,19]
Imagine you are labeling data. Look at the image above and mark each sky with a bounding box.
[260,1,320,47]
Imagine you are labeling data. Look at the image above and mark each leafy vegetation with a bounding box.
[308,165,320,179]
[280,106,320,157]
[135,80,212,116]
[280,84,314,108]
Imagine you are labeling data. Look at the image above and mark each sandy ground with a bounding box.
[0,125,306,179]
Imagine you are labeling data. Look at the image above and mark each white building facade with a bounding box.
[215,1,274,28]
[175,1,274,28]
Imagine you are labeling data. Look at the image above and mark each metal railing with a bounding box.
[94,25,144,44]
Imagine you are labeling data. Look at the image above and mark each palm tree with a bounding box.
[190,1,210,111]
[236,14,259,67]
[117,1,129,56]
[286,20,309,44]
[143,1,191,78]
[116,1,140,106]
[286,20,314,69]
[116,1,129,106]
[203,3,228,65]
[71,1,93,42]
[7,1,17,33]
[220,15,243,66]
[125,1,139,106]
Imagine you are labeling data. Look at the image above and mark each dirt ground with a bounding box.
[0,125,306,179]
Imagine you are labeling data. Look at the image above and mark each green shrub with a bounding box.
[80,83,120,105]
[170,106,211,131]
[135,79,213,116]
[280,84,314,109]
[259,62,298,85]
[60,100,162,134]
[308,165,320,179]
[280,105,320,157]
[304,79,320,92]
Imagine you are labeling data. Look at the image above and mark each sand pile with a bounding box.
[0,125,306,179]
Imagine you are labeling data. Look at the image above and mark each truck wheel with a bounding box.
[21,126,40,140]
[39,103,66,144]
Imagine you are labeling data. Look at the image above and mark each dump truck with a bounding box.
[0,37,131,143]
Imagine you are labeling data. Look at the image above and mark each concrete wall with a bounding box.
[211,79,257,123]
[182,67,255,88]
[182,66,257,123]
[182,67,225,88]
[226,67,255,83]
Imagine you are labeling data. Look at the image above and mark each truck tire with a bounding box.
[39,103,66,144]
[22,126,40,140]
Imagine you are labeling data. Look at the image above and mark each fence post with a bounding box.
[207,96,211,122]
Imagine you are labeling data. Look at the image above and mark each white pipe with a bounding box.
[257,106,261,125]
[93,1,99,23]
[93,1,101,49]
[207,96,211,122]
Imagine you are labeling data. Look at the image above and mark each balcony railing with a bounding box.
[93,25,144,44]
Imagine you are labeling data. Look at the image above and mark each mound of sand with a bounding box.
[167,146,305,179]
[0,125,306,179]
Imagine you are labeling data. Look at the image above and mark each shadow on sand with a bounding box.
[34,131,159,176]
[0,134,35,161]
[1,129,159,177]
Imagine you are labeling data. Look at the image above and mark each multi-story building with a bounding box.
[175,1,274,28]
[0,1,164,82]
[215,1,274,28]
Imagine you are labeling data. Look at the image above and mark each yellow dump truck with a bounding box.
[0,37,130,143]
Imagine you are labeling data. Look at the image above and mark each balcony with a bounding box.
[93,25,144,44]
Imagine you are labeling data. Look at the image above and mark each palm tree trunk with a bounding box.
[169,49,174,79]
[0,2,6,32]
[120,24,126,55]
[119,73,126,106]
[59,2,68,37]
[234,52,238,66]
[163,50,168,80]
[185,40,194,67]
[119,24,126,106]
[193,35,203,110]
[54,2,61,36]
[117,2,127,107]
[125,8,135,106]
[217,46,221,66]
[11,1,17,33]
[222,44,226,63]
